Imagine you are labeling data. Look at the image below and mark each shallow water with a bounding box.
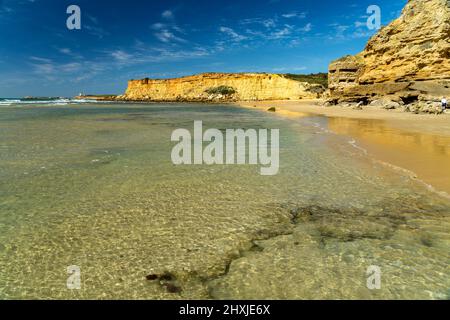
[0,103,448,299]
[326,116,450,195]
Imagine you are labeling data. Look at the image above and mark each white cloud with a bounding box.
[84,24,110,39]
[300,23,312,32]
[152,10,187,43]
[56,47,84,60]
[29,57,82,76]
[151,23,166,30]
[82,14,110,39]
[30,56,52,64]
[60,62,82,73]
[155,29,187,43]
[220,26,247,42]
[325,22,376,41]
[262,19,276,28]
[282,12,306,19]
[0,5,13,14]
[59,48,72,55]
[162,10,174,20]
[111,50,133,61]
[32,63,55,75]
[237,14,312,44]
[268,27,291,39]
[240,18,277,29]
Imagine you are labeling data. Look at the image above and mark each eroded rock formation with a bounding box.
[328,0,450,109]
[120,73,324,102]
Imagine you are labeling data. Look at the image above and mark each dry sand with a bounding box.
[239,99,450,196]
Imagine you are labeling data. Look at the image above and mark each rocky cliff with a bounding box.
[120,73,324,102]
[328,0,450,108]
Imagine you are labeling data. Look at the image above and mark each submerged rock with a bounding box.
[145,274,159,281]
[159,272,175,282]
[164,283,183,294]
[286,205,403,242]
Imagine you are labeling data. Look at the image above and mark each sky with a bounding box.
[0,0,407,97]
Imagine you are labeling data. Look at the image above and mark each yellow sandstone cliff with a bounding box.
[328,0,450,106]
[120,73,324,102]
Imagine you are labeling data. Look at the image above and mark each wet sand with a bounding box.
[239,100,450,196]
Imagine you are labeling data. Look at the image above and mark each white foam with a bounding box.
[348,139,368,155]
[305,116,450,200]
[0,98,100,106]
[373,158,450,200]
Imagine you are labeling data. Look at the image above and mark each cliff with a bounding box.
[120,73,324,102]
[74,95,117,101]
[328,0,450,106]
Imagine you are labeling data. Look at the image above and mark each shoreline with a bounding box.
[238,99,450,137]
[238,99,450,196]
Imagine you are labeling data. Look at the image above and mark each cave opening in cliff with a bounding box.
[401,95,419,104]
[339,69,359,73]
[357,97,370,105]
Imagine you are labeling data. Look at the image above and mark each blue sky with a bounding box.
[0,0,406,97]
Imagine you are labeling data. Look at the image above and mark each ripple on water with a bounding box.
[0,104,449,299]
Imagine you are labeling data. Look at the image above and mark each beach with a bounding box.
[240,100,450,196]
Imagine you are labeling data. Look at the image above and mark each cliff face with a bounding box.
[329,0,450,103]
[121,73,324,102]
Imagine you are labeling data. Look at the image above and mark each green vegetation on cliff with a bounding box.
[205,86,237,95]
[281,73,328,88]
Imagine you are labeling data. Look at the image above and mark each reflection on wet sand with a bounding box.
[327,117,450,195]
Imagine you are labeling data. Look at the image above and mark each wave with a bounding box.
[0,99,21,106]
[0,98,99,106]
[373,157,450,200]
[347,138,368,155]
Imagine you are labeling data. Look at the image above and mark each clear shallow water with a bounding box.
[0,103,448,299]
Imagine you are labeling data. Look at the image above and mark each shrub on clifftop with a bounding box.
[282,73,328,88]
[205,86,236,95]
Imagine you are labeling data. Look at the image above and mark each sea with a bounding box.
[0,100,448,299]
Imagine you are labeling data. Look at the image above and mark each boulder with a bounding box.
[353,101,364,110]
[418,101,443,114]
[369,97,401,109]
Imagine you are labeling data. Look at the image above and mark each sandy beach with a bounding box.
[240,100,450,196]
